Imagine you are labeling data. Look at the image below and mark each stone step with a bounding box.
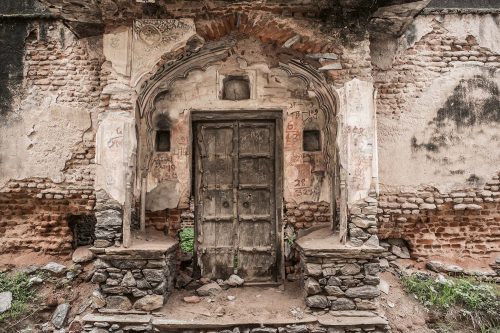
[82,311,389,332]
[152,317,318,329]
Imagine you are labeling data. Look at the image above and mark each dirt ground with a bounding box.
[378,271,434,333]
[0,253,95,333]
[159,281,313,324]
[0,251,71,272]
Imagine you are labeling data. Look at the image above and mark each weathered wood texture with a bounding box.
[195,120,277,281]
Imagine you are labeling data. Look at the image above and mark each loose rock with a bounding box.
[197,282,222,296]
[42,262,67,275]
[0,291,13,314]
[225,274,244,287]
[391,245,411,259]
[183,296,201,303]
[51,303,70,329]
[72,246,95,263]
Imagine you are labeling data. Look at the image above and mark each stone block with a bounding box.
[306,295,330,309]
[133,295,164,311]
[330,298,355,311]
[305,278,321,295]
[345,286,380,299]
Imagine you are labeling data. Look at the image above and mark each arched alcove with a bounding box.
[133,35,344,281]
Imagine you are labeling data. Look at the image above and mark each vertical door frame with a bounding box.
[191,110,284,282]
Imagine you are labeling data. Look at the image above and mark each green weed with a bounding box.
[179,227,195,254]
[403,273,500,332]
[0,272,38,323]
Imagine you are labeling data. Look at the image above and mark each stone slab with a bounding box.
[91,236,178,259]
[152,317,318,329]
[318,314,388,327]
[82,314,152,324]
[296,228,384,258]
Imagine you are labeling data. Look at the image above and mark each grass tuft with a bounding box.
[0,272,38,323]
[402,273,500,332]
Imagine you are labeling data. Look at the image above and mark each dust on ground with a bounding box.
[159,281,312,324]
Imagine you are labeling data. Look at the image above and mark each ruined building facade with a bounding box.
[0,0,499,331]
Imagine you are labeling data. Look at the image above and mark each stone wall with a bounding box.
[91,245,177,312]
[299,248,383,313]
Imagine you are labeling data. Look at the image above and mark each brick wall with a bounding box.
[0,142,96,254]
[378,174,500,258]
[0,21,101,254]
[375,14,500,258]
[144,208,183,238]
[25,22,101,106]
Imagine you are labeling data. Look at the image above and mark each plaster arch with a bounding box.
[133,36,345,238]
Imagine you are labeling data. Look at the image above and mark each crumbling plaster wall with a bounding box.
[0,20,102,253]
[375,13,500,257]
[95,13,379,251]
[377,13,500,190]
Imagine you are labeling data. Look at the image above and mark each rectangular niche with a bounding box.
[217,70,256,100]
[156,130,171,152]
[223,75,250,100]
[303,130,321,152]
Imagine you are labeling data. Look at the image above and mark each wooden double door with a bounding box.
[194,118,279,282]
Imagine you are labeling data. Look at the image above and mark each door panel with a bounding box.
[196,123,236,279]
[236,122,275,282]
[195,119,277,282]
[238,158,272,185]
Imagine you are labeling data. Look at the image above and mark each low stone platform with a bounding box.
[296,228,385,312]
[82,310,391,333]
[89,232,178,313]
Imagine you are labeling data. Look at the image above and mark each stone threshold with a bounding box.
[82,311,388,330]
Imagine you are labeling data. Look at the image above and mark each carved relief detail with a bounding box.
[134,19,193,51]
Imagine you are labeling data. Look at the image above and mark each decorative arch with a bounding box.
[134,32,348,242]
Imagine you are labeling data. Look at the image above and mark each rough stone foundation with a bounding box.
[297,231,384,313]
[91,243,177,311]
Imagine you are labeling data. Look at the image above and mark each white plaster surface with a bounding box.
[0,94,91,188]
[378,66,500,191]
[131,19,196,86]
[95,111,137,204]
[335,79,377,204]
[103,26,132,76]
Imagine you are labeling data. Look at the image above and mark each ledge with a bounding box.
[83,311,388,329]
[296,227,384,258]
[83,313,152,324]
[91,232,178,260]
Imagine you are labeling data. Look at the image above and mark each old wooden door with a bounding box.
[194,120,277,282]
